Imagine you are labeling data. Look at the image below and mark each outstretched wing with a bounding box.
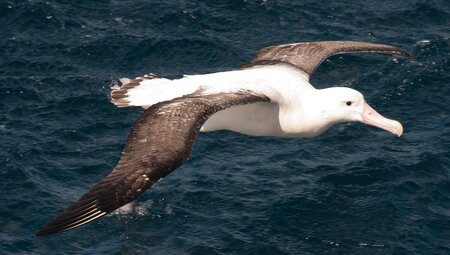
[36,91,269,236]
[245,41,410,79]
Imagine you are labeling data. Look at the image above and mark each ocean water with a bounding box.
[1,0,449,254]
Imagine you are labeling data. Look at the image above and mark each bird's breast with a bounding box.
[200,103,287,137]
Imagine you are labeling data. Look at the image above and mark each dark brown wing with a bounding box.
[35,91,269,236]
[245,41,410,79]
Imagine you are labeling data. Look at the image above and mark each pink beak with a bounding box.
[361,102,403,137]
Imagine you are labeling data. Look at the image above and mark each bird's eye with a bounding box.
[346,101,353,106]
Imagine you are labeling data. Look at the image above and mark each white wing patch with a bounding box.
[126,77,199,109]
[110,74,200,109]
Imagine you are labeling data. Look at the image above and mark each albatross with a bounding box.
[36,41,407,236]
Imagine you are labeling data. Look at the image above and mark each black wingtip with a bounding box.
[35,228,52,237]
[396,48,416,60]
[35,210,107,237]
[35,219,62,237]
[35,223,63,237]
[35,222,70,237]
[391,48,418,66]
[34,201,108,237]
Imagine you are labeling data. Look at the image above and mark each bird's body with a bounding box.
[186,65,311,136]
[121,64,314,137]
[36,41,408,236]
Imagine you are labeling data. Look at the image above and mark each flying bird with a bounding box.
[36,41,408,236]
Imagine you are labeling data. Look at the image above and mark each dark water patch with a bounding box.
[1,0,449,254]
[122,38,241,75]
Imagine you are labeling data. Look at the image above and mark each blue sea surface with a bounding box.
[1,0,449,254]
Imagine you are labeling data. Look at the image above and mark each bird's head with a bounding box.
[316,87,403,137]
